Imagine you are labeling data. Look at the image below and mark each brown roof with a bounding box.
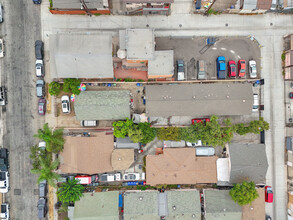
[59,132,114,175]
[242,188,265,220]
[111,149,134,170]
[257,0,272,10]
[146,148,217,186]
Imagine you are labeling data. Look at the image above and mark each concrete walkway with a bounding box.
[41,1,293,218]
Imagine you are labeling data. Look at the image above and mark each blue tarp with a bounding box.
[119,194,123,207]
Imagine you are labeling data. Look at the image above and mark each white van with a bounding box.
[252,94,259,112]
[80,120,97,127]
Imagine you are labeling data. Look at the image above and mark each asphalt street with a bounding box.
[1,0,43,219]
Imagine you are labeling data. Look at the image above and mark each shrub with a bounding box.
[113,118,134,138]
[230,181,259,206]
[157,127,180,141]
[138,122,156,144]
[281,51,286,62]
[128,126,143,143]
[48,81,61,96]
[63,78,81,95]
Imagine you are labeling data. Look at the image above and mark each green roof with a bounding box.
[74,90,130,120]
[166,190,201,220]
[73,192,119,220]
[204,190,242,220]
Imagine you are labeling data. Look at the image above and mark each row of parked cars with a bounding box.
[0,148,10,220]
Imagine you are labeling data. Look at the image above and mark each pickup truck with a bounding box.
[217,56,226,79]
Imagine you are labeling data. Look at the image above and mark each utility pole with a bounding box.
[80,0,92,16]
[204,0,217,15]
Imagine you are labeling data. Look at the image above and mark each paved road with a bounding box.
[1,1,43,219]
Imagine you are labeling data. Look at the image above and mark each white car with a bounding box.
[252,93,259,112]
[38,141,46,150]
[61,95,70,114]
[99,173,121,182]
[186,140,202,147]
[249,60,257,78]
[36,60,44,77]
[0,171,9,193]
[123,173,140,181]
[0,38,4,58]
[0,203,9,220]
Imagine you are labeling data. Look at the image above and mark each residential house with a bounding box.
[49,33,113,79]
[123,190,201,219]
[146,148,217,186]
[74,90,130,121]
[72,192,119,220]
[111,149,134,170]
[122,0,174,15]
[59,132,114,174]
[242,188,265,220]
[115,137,141,149]
[145,84,254,117]
[204,189,242,220]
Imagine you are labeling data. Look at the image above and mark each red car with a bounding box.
[238,60,246,77]
[228,60,236,78]
[192,118,210,125]
[265,186,273,203]
[38,98,46,115]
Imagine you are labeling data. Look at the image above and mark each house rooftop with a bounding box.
[111,149,134,170]
[74,90,130,121]
[145,83,253,117]
[242,188,265,220]
[53,0,105,9]
[116,137,140,149]
[148,51,174,77]
[49,33,113,79]
[146,148,217,186]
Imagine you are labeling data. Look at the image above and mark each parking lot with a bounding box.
[155,36,261,80]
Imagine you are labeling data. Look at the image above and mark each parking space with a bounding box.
[155,36,261,80]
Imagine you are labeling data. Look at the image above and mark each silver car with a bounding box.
[39,180,47,198]
[249,60,257,78]
[0,4,3,23]
[37,198,47,219]
[36,80,45,98]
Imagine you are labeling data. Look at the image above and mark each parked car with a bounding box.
[0,87,7,106]
[123,173,140,181]
[35,40,44,60]
[252,94,259,112]
[238,60,246,77]
[265,186,273,203]
[249,60,257,78]
[0,203,9,220]
[38,98,46,115]
[0,4,3,23]
[228,60,236,78]
[186,140,202,147]
[36,60,44,77]
[0,38,4,58]
[36,80,45,98]
[0,148,9,172]
[191,118,210,125]
[290,92,293,99]
[80,120,97,127]
[37,197,47,219]
[39,180,47,198]
[33,0,42,4]
[61,95,70,114]
[217,56,226,79]
[75,175,98,185]
[177,60,184,81]
[195,147,215,156]
[99,173,121,182]
[270,0,277,10]
[197,60,206,80]
[38,141,46,150]
[0,171,9,193]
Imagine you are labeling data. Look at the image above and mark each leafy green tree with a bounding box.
[48,81,61,96]
[229,181,259,206]
[63,78,81,95]
[128,126,143,143]
[179,126,199,143]
[30,145,51,170]
[138,122,156,144]
[113,118,134,138]
[31,158,60,187]
[57,179,84,204]
[157,127,180,141]
[34,123,65,153]
[248,117,270,134]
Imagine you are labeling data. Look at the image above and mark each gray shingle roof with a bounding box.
[204,190,242,220]
[228,144,268,184]
[148,51,174,76]
[145,83,253,117]
[74,91,130,120]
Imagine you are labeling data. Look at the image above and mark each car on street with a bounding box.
[0,87,7,106]
[252,94,259,112]
[0,4,3,23]
[228,60,236,78]
[36,60,44,77]
[33,0,42,4]
[61,95,70,114]
[0,171,9,193]
[38,98,46,115]
[39,180,47,198]
[290,92,293,99]
[217,56,226,79]
[0,38,4,58]
[249,60,257,78]
[177,60,184,81]
[0,203,9,220]
[37,197,47,219]
[75,175,98,185]
[38,141,46,151]
[0,148,9,172]
[35,40,44,60]
[265,186,273,203]
[238,60,246,77]
[195,147,215,156]
[123,173,140,181]
[36,80,45,98]
[99,173,122,182]
[192,118,210,125]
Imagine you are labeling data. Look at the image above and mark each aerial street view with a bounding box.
[0,0,293,219]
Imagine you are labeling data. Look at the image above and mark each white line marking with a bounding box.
[221,48,227,51]
[211,47,217,50]
[230,50,235,54]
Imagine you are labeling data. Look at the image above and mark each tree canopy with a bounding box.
[57,179,84,204]
[229,181,259,206]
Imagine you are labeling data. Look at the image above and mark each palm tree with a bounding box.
[34,123,65,153]
[31,157,60,187]
[57,179,84,204]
